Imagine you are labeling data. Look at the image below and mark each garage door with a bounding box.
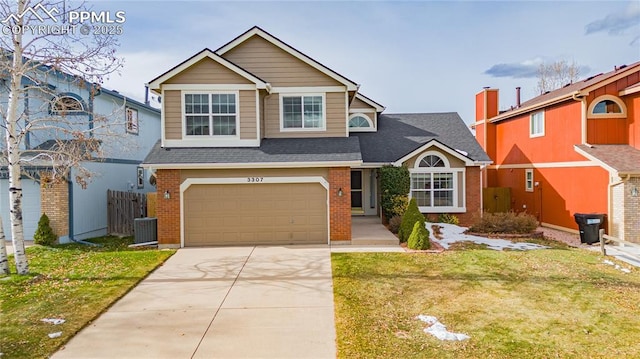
[184,183,327,246]
[0,179,41,241]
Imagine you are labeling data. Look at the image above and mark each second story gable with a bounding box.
[148,26,383,148]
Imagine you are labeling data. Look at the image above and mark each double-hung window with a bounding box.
[530,110,544,137]
[185,93,237,136]
[281,95,324,130]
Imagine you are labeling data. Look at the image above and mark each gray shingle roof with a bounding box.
[352,113,491,163]
[575,144,640,175]
[143,137,362,165]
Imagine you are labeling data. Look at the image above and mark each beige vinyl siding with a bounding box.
[164,58,253,85]
[164,90,182,140]
[263,92,347,138]
[239,90,257,139]
[350,96,376,110]
[221,35,342,87]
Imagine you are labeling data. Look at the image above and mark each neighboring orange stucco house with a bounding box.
[142,27,491,248]
[474,62,640,243]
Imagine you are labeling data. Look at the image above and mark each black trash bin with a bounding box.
[573,213,605,244]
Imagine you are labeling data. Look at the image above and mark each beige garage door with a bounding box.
[184,183,327,246]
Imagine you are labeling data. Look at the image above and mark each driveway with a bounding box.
[52,246,336,358]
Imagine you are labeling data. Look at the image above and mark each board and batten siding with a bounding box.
[221,35,342,87]
[163,58,253,85]
[263,92,347,138]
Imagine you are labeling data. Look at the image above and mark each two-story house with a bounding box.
[144,26,491,248]
[1,67,161,242]
[474,61,640,243]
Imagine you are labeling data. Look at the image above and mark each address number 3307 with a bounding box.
[247,177,264,183]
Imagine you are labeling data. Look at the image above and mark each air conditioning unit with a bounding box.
[134,217,157,244]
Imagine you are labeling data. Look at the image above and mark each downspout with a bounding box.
[67,177,100,246]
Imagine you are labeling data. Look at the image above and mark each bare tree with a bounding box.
[536,60,582,94]
[0,0,124,274]
[0,216,8,274]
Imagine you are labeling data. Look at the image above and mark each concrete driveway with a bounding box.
[52,246,336,358]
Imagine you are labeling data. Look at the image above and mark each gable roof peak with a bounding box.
[215,26,359,91]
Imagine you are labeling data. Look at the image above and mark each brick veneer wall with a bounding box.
[329,167,351,241]
[624,177,640,243]
[40,177,69,239]
[156,169,181,248]
[454,166,481,226]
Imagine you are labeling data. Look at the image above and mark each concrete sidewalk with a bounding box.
[52,246,336,358]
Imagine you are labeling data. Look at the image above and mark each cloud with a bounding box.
[484,60,591,80]
[484,62,541,79]
[585,1,640,35]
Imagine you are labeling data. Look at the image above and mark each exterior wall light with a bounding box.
[632,186,639,198]
[164,190,171,199]
[338,188,343,197]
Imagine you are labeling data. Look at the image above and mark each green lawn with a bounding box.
[332,245,640,358]
[0,237,175,358]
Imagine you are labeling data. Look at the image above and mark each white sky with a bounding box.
[95,0,640,125]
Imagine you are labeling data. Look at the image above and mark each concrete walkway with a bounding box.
[52,246,336,358]
[350,216,399,246]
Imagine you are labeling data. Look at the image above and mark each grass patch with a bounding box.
[332,249,640,358]
[0,237,175,358]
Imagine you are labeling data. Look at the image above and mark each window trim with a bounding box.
[529,110,545,138]
[125,107,139,135]
[50,93,86,115]
[279,93,326,132]
[587,95,627,119]
[348,113,375,132]
[409,151,466,213]
[525,169,534,192]
[181,90,240,138]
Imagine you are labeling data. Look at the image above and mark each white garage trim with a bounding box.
[179,176,330,247]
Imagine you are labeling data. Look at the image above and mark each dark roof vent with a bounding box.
[563,83,571,88]
[585,73,604,82]
[619,64,628,70]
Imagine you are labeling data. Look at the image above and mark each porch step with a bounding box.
[351,238,400,246]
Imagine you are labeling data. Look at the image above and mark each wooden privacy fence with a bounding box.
[107,190,147,235]
[483,187,511,213]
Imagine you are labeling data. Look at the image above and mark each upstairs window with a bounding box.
[588,95,626,119]
[530,110,545,138]
[348,113,374,132]
[51,95,85,115]
[281,95,324,130]
[126,107,139,134]
[184,93,237,136]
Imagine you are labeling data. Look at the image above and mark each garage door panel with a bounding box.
[184,182,327,246]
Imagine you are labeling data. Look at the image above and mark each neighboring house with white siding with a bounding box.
[0,67,160,242]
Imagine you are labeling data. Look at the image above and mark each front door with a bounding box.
[351,170,363,213]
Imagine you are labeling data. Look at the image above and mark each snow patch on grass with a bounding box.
[416,315,470,341]
[429,223,548,251]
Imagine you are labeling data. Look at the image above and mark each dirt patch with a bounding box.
[464,231,544,239]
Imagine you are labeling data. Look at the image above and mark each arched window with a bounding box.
[51,94,85,115]
[348,113,374,132]
[418,154,446,167]
[587,95,626,119]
